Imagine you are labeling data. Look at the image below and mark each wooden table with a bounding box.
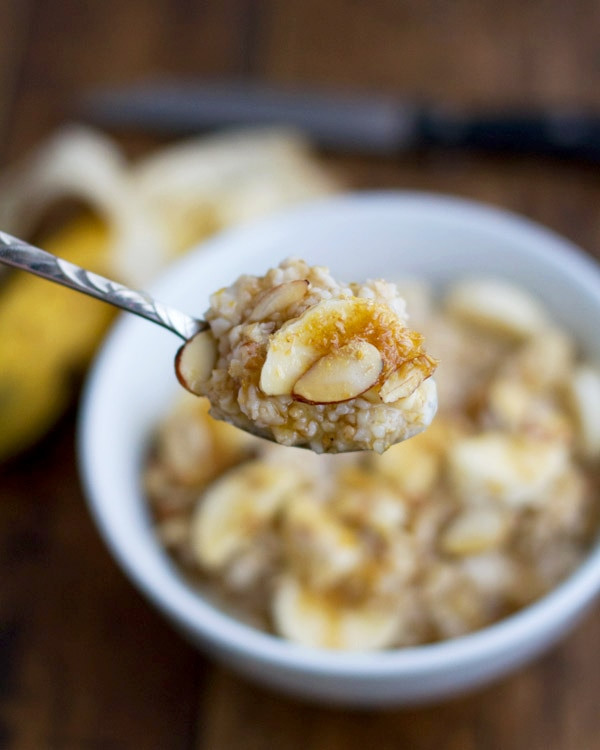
[2,2,600,748]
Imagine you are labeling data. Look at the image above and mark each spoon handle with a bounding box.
[0,230,205,340]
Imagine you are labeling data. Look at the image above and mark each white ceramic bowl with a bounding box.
[79,191,600,706]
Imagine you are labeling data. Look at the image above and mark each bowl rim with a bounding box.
[79,189,600,677]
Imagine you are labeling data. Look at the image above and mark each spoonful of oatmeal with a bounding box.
[0,232,437,453]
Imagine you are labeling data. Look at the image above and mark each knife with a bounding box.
[81,80,600,162]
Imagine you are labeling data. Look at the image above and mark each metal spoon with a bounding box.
[0,230,207,340]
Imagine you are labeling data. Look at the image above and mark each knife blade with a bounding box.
[81,80,600,162]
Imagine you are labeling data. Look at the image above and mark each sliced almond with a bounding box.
[292,340,383,404]
[380,354,435,403]
[248,279,309,322]
[175,329,217,395]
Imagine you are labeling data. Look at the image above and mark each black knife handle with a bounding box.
[419,109,600,161]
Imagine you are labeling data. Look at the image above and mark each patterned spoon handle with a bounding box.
[0,230,206,340]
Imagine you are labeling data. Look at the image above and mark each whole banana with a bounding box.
[0,125,337,461]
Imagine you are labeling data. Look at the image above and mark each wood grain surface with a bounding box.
[1,1,600,748]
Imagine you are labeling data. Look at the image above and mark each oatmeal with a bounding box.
[176,258,437,453]
[145,277,600,651]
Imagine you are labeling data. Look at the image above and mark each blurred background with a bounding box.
[1,1,600,748]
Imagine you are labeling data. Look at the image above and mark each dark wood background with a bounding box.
[2,2,600,748]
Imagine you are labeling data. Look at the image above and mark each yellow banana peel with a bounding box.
[0,215,115,461]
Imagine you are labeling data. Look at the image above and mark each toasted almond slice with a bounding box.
[380,354,434,403]
[175,329,217,395]
[248,279,309,322]
[292,340,383,404]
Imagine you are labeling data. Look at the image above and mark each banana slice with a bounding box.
[332,466,408,532]
[190,460,299,569]
[506,327,575,390]
[259,298,358,396]
[155,395,257,487]
[449,432,568,507]
[423,564,486,638]
[460,553,520,599]
[445,278,548,338]
[372,428,442,498]
[155,399,215,486]
[484,376,572,441]
[440,507,510,556]
[565,364,600,459]
[272,575,400,650]
[259,296,430,397]
[282,494,366,590]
